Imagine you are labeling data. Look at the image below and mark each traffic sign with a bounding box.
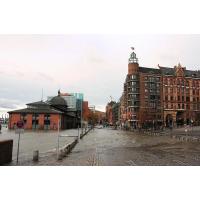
[17,120,24,129]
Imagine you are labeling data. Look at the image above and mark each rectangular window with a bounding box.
[44,114,51,125]
[32,114,39,129]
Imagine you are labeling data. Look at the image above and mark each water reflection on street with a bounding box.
[13,127,200,166]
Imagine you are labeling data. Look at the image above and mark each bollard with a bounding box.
[33,150,39,162]
[57,150,63,160]
[63,147,68,157]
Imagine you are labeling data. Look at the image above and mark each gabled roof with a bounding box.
[159,66,175,76]
[185,70,200,78]
[159,66,200,78]
[8,107,63,114]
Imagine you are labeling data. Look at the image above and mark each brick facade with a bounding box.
[83,101,89,121]
[120,49,200,129]
[8,113,60,130]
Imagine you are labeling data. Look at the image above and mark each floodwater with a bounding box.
[0,126,79,163]
[13,127,200,166]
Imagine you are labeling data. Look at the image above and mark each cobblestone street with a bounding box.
[17,127,200,166]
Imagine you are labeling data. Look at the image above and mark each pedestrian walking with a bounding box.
[0,123,2,133]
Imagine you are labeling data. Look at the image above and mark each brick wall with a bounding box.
[8,113,20,129]
[50,114,60,130]
[83,101,89,121]
[39,114,44,129]
[26,114,32,129]
[128,63,139,75]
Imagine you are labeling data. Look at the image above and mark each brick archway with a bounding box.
[164,111,176,127]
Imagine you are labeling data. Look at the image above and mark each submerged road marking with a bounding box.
[126,160,137,166]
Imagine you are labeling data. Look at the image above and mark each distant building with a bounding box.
[83,101,89,121]
[105,101,116,125]
[119,93,127,127]
[112,102,120,125]
[94,110,106,124]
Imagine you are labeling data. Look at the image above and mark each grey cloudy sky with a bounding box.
[1,34,200,115]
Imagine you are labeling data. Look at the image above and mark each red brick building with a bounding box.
[120,49,163,129]
[8,91,78,130]
[105,101,116,125]
[83,101,90,121]
[160,63,200,127]
[95,110,106,124]
[120,48,200,129]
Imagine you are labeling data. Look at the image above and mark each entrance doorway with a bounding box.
[176,111,184,126]
[166,114,173,127]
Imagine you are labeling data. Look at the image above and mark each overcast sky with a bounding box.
[1,34,200,115]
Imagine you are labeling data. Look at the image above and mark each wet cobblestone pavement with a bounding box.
[16,128,200,166]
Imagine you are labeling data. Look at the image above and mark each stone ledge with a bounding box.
[0,139,13,165]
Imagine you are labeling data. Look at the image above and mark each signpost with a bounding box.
[16,120,24,164]
[57,119,60,160]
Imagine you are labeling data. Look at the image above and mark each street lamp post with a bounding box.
[81,99,83,135]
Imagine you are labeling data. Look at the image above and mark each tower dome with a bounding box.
[49,90,68,106]
[129,47,138,64]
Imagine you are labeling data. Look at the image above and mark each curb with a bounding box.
[58,128,93,160]
[80,128,93,139]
